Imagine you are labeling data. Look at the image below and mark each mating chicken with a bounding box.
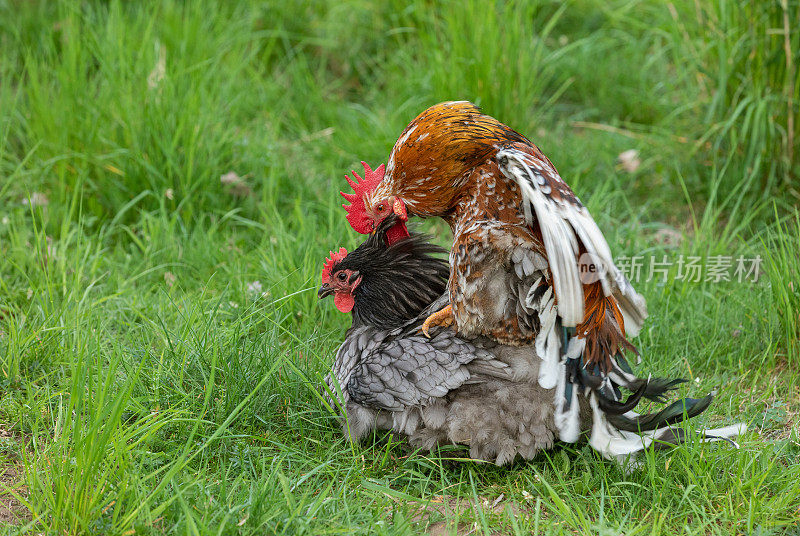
[340,102,745,459]
[319,216,742,464]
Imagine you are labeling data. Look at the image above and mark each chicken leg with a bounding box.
[421,304,454,338]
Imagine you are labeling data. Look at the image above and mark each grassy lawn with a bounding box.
[1,1,799,534]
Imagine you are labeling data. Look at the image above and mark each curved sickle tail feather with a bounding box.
[606,394,714,432]
[540,325,746,461]
[588,394,748,462]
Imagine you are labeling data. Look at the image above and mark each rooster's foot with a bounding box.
[421,305,454,338]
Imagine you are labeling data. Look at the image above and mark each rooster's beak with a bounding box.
[318,283,334,299]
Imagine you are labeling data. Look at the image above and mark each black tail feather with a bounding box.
[607,394,715,433]
[595,379,648,415]
[555,326,737,459]
[560,327,716,445]
[619,376,687,403]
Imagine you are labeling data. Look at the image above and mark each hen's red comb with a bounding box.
[321,247,348,283]
[341,161,385,234]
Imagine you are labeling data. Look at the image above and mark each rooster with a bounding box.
[340,102,745,458]
[319,216,743,463]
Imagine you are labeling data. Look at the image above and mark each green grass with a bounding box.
[0,0,799,534]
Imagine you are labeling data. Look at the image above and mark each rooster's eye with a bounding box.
[337,272,347,282]
[376,203,385,212]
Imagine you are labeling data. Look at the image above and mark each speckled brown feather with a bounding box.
[373,101,636,372]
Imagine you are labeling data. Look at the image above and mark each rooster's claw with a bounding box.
[420,305,454,338]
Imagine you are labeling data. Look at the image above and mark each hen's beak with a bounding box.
[318,283,334,299]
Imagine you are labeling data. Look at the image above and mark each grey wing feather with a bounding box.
[346,329,480,412]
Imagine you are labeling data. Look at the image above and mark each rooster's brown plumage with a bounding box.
[340,101,746,458]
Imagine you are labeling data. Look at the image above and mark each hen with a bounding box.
[340,103,745,458]
[319,216,741,464]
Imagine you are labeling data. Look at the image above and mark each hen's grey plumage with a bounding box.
[326,296,561,464]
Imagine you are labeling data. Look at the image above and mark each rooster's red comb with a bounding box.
[341,161,385,234]
[321,247,348,283]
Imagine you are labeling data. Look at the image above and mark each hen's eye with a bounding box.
[376,203,385,212]
[337,272,347,282]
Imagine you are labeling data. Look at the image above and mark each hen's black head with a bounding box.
[319,215,449,329]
